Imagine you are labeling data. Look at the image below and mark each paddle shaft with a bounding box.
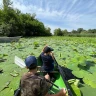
[46,79,60,89]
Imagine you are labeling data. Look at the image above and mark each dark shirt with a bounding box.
[21,73,50,96]
[40,52,54,71]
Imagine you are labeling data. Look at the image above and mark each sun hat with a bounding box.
[25,56,37,68]
[43,46,54,53]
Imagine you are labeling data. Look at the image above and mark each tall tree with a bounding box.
[45,27,52,36]
[0,0,52,36]
[77,28,84,33]
[3,0,12,10]
[88,29,96,33]
[54,28,63,36]
[71,29,77,33]
[62,29,68,36]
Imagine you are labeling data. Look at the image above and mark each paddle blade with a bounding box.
[14,56,26,68]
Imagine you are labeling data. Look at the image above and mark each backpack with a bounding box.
[14,81,21,96]
[14,87,21,96]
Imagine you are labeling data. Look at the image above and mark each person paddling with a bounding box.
[20,56,67,96]
[40,46,55,72]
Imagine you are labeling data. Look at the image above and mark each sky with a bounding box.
[0,0,96,33]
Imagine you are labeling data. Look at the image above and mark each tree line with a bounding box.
[0,0,52,37]
[0,0,96,37]
[54,28,96,37]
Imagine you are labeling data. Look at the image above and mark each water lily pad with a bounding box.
[80,84,96,96]
[83,73,96,88]
[0,68,3,73]
[67,63,79,71]
[88,66,96,73]
[10,73,19,77]
[0,88,13,96]
[0,37,96,96]
[0,81,11,92]
[72,70,88,78]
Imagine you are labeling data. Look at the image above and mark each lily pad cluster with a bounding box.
[0,37,96,96]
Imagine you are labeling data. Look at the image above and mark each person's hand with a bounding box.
[45,74,52,87]
[60,88,67,96]
[44,73,50,80]
[50,52,54,56]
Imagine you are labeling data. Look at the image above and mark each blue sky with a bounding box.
[0,0,96,33]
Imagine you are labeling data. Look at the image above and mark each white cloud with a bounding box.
[11,0,81,21]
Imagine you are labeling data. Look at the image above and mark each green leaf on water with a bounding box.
[10,73,19,77]
[33,41,39,47]
[83,73,96,88]
[0,81,11,92]
[0,88,14,96]
[72,70,88,78]
[0,37,96,95]
[80,84,96,96]
[67,63,79,71]
[77,56,87,66]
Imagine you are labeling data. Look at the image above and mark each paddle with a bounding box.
[14,56,62,90]
[14,56,26,68]
[46,79,61,90]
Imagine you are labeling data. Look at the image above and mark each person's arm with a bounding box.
[49,52,54,60]
[44,74,52,87]
[45,88,67,96]
[45,74,50,80]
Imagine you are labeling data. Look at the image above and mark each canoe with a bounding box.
[37,56,73,96]
[0,36,21,43]
[14,55,73,95]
